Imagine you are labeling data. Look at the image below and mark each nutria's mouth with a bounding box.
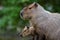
[20,15,32,20]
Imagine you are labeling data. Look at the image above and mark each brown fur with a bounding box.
[20,26,35,37]
[20,2,60,40]
[20,26,39,40]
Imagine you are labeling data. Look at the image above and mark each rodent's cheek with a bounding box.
[22,33,26,37]
[23,14,27,18]
[23,32,28,37]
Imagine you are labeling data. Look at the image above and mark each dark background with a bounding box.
[0,0,60,40]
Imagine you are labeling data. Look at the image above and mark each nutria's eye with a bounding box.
[27,26,29,29]
[29,8,32,9]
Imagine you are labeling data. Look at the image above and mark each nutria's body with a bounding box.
[20,2,60,40]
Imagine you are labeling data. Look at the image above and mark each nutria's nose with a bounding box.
[17,32,23,37]
[20,10,23,17]
[20,12,23,17]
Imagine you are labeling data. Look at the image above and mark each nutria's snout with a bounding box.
[17,33,20,36]
[17,32,22,37]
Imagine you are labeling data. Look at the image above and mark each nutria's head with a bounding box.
[20,2,38,20]
[19,26,35,37]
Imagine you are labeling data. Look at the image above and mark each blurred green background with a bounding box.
[0,0,60,40]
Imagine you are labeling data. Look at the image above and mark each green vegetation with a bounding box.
[0,0,60,40]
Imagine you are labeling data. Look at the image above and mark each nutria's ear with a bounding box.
[34,2,38,7]
[25,26,27,28]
